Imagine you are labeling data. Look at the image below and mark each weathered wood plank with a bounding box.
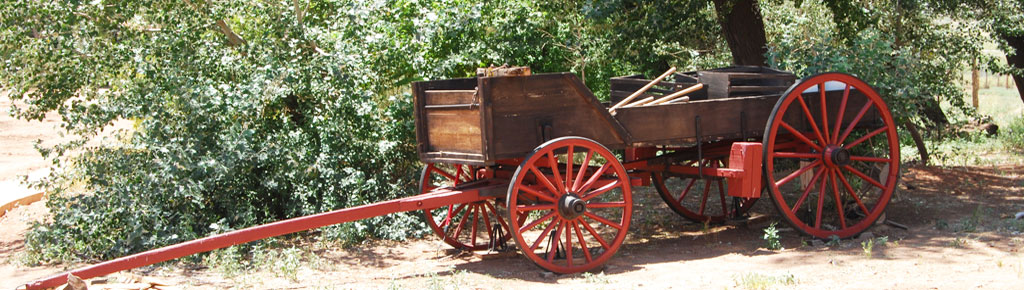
[424,90,476,106]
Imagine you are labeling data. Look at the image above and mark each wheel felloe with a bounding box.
[763,72,900,239]
[507,137,633,273]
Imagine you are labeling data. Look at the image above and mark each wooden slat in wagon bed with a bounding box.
[615,95,781,146]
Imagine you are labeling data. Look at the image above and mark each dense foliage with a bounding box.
[0,0,1008,264]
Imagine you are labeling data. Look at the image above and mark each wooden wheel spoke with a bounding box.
[582,179,622,201]
[546,152,566,194]
[580,220,611,250]
[832,84,851,144]
[530,218,560,251]
[530,166,562,197]
[843,126,888,149]
[850,155,891,163]
[838,101,874,144]
[520,211,557,233]
[572,222,593,263]
[520,211,561,234]
[815,171,827,229]
[830,170,847,229]
[565,146,574,192]
[453,205,474,239]
[471,205,480,245]
[717,179,727,215]
[455,165,466,184]
[586,201,627,208]
[485,202,512,233]
[842,165,885,189]
[564,223,574,266]
[775,160,822,188]
[698,180,712,215]
[790,166,826,214]
[780,121,824,151]
[584,212,623,230]
[836,170,871,215]
[518,204,556,212]
[430,167,457,182]
[677,177,699,203]
[439,204,468,228]
[819,83,832,142]
[578,163,613,194]
[572,150,594,192]
[796,94,828,145]
[547,221,565,263]
[519,185,558,203]
[772,152,820,159]
[480,204,494,241]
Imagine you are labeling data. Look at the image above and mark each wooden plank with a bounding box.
[615,95,780,145]
[729,85,792,93]
[481,73,627,159]
[424,90,476,105]
[426,108,482,153]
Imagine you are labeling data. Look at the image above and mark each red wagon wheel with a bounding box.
[763,72,900,239]
[420,163,515,251]
[507,137,633,273]
[651,158,758,223]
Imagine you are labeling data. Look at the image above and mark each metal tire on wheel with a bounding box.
[763,72,900,239]
[420,163,515,251]
[651,157,758,223]
[507,137,633,273]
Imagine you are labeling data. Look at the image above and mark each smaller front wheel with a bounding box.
[420,163,514,251]
[507,137,633,273]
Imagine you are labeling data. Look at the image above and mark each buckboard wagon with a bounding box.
[27,67,900,288]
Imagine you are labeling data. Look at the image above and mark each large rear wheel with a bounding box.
[763,73,900,239]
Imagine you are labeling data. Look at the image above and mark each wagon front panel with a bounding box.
[414,77,489,165]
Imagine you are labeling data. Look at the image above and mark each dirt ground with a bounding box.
[2,91,1024,289]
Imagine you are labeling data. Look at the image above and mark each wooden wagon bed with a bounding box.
[413,68,879,165]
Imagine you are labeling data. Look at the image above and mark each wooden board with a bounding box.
[414,73,627,165]
[484,73,628,160]
[615,88,881,147]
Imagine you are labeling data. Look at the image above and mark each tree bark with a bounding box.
[1002,33,1024,103]
[712,0,769,66]
[904,122,928,165]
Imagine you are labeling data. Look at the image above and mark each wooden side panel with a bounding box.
[481,73,627,160]
[414,78,486,164]
[615,87,883,147]
[616,95,781,146]
[425,108,482,153]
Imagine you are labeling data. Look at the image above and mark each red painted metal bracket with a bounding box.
[25,185,496,290]
[725,142,762,198]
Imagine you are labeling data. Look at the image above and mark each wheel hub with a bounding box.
[824,146,851,167]
[558,193,587,220]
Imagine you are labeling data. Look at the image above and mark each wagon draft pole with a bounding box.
[26,66,900,289]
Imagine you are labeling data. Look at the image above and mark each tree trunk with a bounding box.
[920,98,949,127]
[972,66,979,108]
[904,122,928,165]
[712,0,769,66]
[1003,33,1024,103]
